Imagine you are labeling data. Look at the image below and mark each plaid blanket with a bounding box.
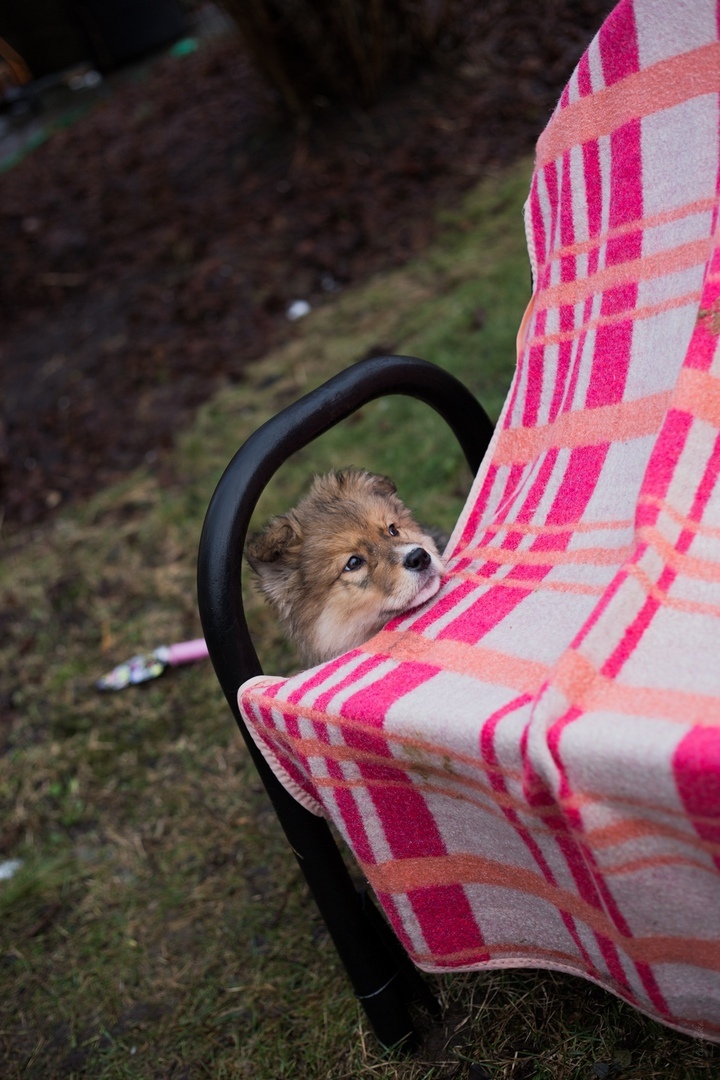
[238,0,720,1040]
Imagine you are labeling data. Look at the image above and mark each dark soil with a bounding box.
[0,1,615,530]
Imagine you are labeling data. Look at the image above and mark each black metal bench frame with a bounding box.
[197,354,493,1048]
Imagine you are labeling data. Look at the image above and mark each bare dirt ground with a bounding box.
[0,0,615,530]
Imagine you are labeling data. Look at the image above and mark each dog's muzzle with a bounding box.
[403,547,431,572]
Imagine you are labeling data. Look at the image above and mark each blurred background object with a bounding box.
[219,0,465,116]
[0,0,186,78]
[0,34,32,91]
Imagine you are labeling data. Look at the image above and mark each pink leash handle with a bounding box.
[165,638,209,666]
[97,637,210,690]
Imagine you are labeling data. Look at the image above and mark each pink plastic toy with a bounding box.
[96,637,209,690]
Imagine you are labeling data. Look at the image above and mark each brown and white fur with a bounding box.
[246,469,445,665]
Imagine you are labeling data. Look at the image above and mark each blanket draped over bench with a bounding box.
[238,0,720,1040]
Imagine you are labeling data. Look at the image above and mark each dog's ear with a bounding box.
[246,515,302,572]
[369,472,397,497]
[245,515,303,615]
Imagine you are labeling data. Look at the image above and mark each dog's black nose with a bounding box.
[404,547,431,571]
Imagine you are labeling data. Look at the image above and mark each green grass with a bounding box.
[2,159,719,1078]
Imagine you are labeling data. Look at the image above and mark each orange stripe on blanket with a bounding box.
[361,631,549,693]
[536,238,711,312]
[527,289,701,350]
[673,366,720,427]
[598,852,718,877]
[311,773,720,862]
[482,517,633,537]
[537,41,720,167]
[493,392,671,465]
[460,543,633,568]
[639,524,720,583]
[453,570,606,597]
[625,560,720,617]
[545,198,718,266]
[365,854,720,970]
[552,648,720,727]
[588,817,720,859]
[640,493,720,538]
[310,771,557,824]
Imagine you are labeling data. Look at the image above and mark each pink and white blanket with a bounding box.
[239,0,720,1040]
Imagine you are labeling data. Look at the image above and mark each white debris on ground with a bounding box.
[0,859,23,882]
[286,299,311,321]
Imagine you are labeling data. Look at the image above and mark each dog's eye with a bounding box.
[388,524,399,537]
[343,555,365,572]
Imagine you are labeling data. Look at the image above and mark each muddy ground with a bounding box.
[0,1,615,530]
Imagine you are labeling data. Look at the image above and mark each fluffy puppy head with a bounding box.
[246,469,445,665]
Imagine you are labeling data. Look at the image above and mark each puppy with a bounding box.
[246,469,445,665]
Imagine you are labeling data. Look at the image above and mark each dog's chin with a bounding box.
[408,572,443,610]
[381,567,443,619]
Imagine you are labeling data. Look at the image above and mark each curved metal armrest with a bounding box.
[198,353,493,703]
[196,353,493,1048]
